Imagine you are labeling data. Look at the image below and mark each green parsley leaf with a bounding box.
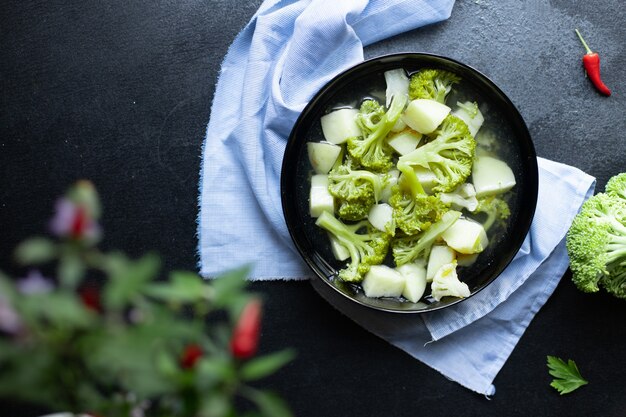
[547,355,588,395]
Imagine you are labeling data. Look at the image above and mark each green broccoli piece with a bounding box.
[347,94,408,172]
[397,114,476,193]
[440,183,479,212]
[315,211,391,283]
[408,69,461,104]
[336,200,370,222]
[601,266,626,299]
[472,195,511,232]
[328,160,386,221]
[565,193,626,294]
[606,173,626,201]
[392,210,461,266]
[389,170,448,235]
[356,100,386,135]
[456,101,479,118]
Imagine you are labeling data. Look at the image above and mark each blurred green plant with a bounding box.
[0,181,295,417]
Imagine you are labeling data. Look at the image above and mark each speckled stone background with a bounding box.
[1,0,624,416]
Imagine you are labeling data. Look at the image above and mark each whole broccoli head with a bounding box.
[408,69,461,104]
[347,94,408,172]
[565,192,626,295]
[392,210,461,266]
[315,211,391,283]
[328,160,385,221]
[397,114,476,193]
[606,172,626,201]
[472,195,511,232]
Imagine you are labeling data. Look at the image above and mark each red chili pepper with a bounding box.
[180,344,203,369]
[575,29,611,96]
[230,299,262,359]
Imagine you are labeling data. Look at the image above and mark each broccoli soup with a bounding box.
[300,64,526,306]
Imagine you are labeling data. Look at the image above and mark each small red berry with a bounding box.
[180,344,203,369]
[79,287,102,313]
[70,205,88,239]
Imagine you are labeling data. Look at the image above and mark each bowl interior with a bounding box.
[281,53,538,313]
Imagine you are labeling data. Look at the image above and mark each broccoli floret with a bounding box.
[430,260,470,301]
[601,266,626,299]
[336,201,370,222]
[440,183,479,212]
[397,115,476,193]
[316,211,391,283]
[328,160,385,221]
[474,130,499,155]
[452,101,484,137]
[456,101,479,118]
[357,100,387,135]
[408,69,461,104]
[605,173,626,201]
[347,94,408,172]
[389,172,448,235]
[392,210,461,266]
[472,195,511,232]
[565,193,626,294]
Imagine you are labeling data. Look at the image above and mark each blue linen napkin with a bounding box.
[198,0,456,279]
[197,0,596,395]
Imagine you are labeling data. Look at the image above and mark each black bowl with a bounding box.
[281,53,538,313]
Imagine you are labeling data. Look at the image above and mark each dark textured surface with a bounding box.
[1,0,625,416]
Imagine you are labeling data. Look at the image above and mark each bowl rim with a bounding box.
[281,52,539,314]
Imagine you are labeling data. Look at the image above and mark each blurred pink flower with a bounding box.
[50,198,101,242]
[0,297,21,334]
[17,270,54,294]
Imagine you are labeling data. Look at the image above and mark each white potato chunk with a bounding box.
[320,108,361,145]
[387,130,422,156]
[307,142,342,174]
[441,218,488,254]
[368,203,394,233]
[396,263,427,303]
[426,245,457,282]
[362,265,406,299]
[309,174,334,218]
[472,156,516,198]
[402,99,451,134]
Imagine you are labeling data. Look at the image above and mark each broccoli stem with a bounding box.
[604,218,626,266]
[394,210,461,265]
[397,161,425,196]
